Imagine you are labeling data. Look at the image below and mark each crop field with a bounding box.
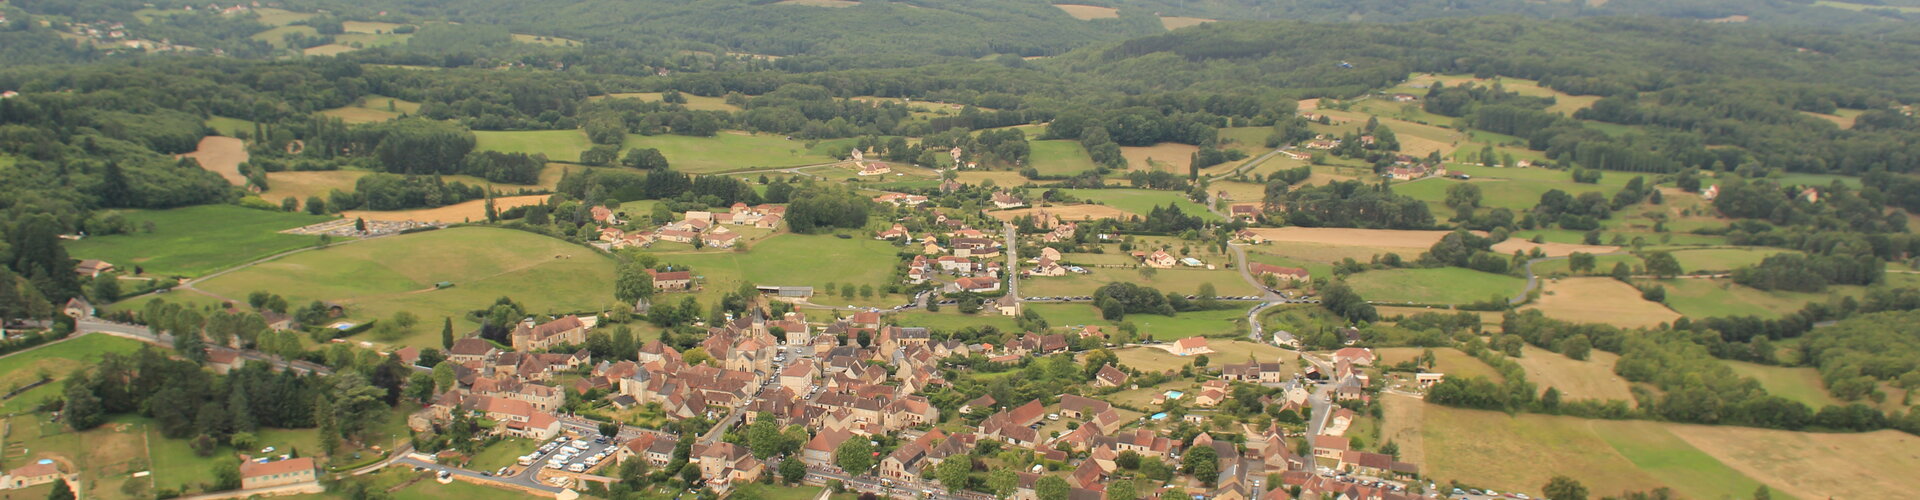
[473,130,594,163]
[1059,188,1222,221]
[1589,420,1788,500]
[1028,140,1098,176]
[196,226,617,348]
[1514,346,1634,401]
[1376,347,1504,381]
[1021,268,1260,298]
[182,136,248,185]
[1720,360,1840,408]
[953,170,1032,188]
[1245,241,1407,269]
[1522,277,1679,328]
[659,232,904,310]
[1417,405,1670,496]
[1489,238,1620,258]
[1393,176,1616,213]
[1055,4,1120,19]
[1668,425,1920,500]
[1347,268,1525,305]
[342,194,548,224]
[1393,74,1602,115]
[65,205,333,278]
[989,204,1135,222]
[624,132,842,173]
[592,92,742,112]
[1119,143,1199,174]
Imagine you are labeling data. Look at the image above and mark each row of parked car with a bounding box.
[518,436,615,474]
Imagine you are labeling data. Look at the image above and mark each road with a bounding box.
[73,317,332,374]
[393,455,567,493]
[1003,223,1020,308]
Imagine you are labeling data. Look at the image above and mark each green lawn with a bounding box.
[467,438,540,471]
[473,130,595,163]
[1393,176,1615,213]
[1022,268,1259,298]
[657,232,906,310]
[65,205,334,278]
[1028,140,1098,176]
[894,310,1019,333]
[0,335,149,414]
[196,227,618,348]
[1591,420,1794,500]
[1530,254,1641,278]
[1127,308,1247,340]
[1026,303,1107,327]
[1060,188,1222,222]
[623,132,847,173]
[1347,268,1526,305]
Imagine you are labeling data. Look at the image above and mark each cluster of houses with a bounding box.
[880,213,1010,295]
[596,202,783,250]
[409,315,602,441]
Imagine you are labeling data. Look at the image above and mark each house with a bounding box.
[74,259,114,278]
[953,277,999,293]
[1248,263,1310,282]
[992,294,1020,316]
[860,162,892,176]
[755,214,783,230]
[648,269,694,292]
[62,297,92,319]
[991,191,1026,209]
[1057,394,1111,419]
[939,179,963,193]
[239,457,316,490]
[1701,184,1720,200]
[1322,408,1355,436]
[702,231,740,248]
[510,315,588,352]
[802,428,852,467]
[1172,336,1210,356]
[591,206,617,224]
[1027,258,1066,277]
[960,394,996,414]
[877,224,912,240]
[873,193,928,206]
[1142,250,1177,269]
[1229,204,1259,222]
[1312,436,1349,460]
[656,229,699,244]
[1415,372,1445,389]
[448,338,499,363]
[1800,187,1820,203]
[1235,229,1269,244]
[1094,364,1129,388]
[1220,361,1284,383]
[2,462,64,489]
[1331,347,1375,366]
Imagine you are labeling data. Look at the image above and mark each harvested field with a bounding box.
[1491,239,1619,258]
[989,204,1134,222]
[180,136,248,185]
[1380,394,1426,467]
[1421,406,1668,496]
[1249,241,1409,266]
[320,105,398,123]
[1514,346,1634,401]
[954,171,1032,187]
[1243,227,1455,249]
[1670,426,1920,500]
[1121,143,1199,173]
[303,44,357,56]
[1377,347,1504,381]
[1376,306,1505,326]
[1522,277,1680,328]
[343,194,547,224]
[1160,16,1214,30]
[1054,4,1120,19]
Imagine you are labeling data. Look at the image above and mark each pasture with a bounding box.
[1159,16,1214,30]
[342,194,548,224]
[251,25,318,48]
[1021,268,1261,299]
[1589,420,1787,500]
[1241,227,1452,249]
[1721,360,1840,409]
[989,204,1135,222]
[1109,346,1201,373]
[659,232,905,310]
[1489,238,1619,258]
[592,92,742,112]
[1392,177,1615,213]
[1417,405,1668,496]
[624,132,842,173]
[1651,278,1853,319]
[1028,140,1098,176]
[953,170,1032,188]
[1245,241,1405,268]
[319,95,421,124]
[1119,143,1199,174]
[1666,425,1920,500]
[1127,309,1246,340]
[1059,188,1221,222]
[1346,268,1525,305]
[1668,247,1795,273]
[894,310,1018,332]
[1521,277,1679,328]
[195,226,617,348]
[1054,4,1120,19]
[0,335,148,414]
[1216,127,1271,155]
[181,136,248,185]
[65,205,333,278]
[1376,347,1503,381]
[204,116,255,137]
[1513,345,1634,401]
[1394,74,1603,115]
[473,130,594,163]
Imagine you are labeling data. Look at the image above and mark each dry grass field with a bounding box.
[1248,241,1411,265]
[303,44,358,56]
[1110,347,1200,374]
[1376,306,1505,326]
[591,92,742,112]
[1243,227,1456,249]
[1521,277,1680,328]
[1380,394,1427,466]
[181,136,248,185]
[1513,346,1634,401]
[1121,143,1199,173]
[1210,181,1266,203]
[1376,347,1505,381]
[1159,16,1214,29]
[1490,239,1619,258]
[343,21,409,33]
[1054,4,1120,19]
[342,194,547,223]
[954,170,1033,188]
[989,204,1135,221]
[1669,426,1920,500]
[1420,406,1671,496]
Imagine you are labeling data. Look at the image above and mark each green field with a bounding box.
[658,232,904,309]
[1650,278,1856,319]
[0,335,149,414]
[474,130,595,163]
[1028,140,1098,176]
[390,473,534,500]
[1060,188,1222,221]
[894,310,1019,332]
[1722,360,1840,408]
[65,205,334,278]
[467,438,540,471]
[1023,268,1258,298]
[1668,248,1796,273]
[1530,253,1640,278]
[1815,0,1920,13]
[251,25,319,48]
[624,132,845,173]
[1393,176,1616,213]
[205,116,256,137]
[1128,308,1246,340]
[1347,268,1526,305]
[1216,127,1271,155]
[196,227,617,348]
[1589,420,1791,500]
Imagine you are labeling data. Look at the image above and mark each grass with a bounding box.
[1026,303,1106,327]
[623,132,845,173]
[319,95,422,124]
[1022,268,1259,299]
[251,25,318,48]
[205,116,256,137]
[894,310,1018,333]
[473,130,595,163]
[467,438,540,471]
[750,484,826,500]
[1126,308,1247,340]
[1216,127,1272,155]
[1346,268,1526,305]
[1815,0,1920,12]
[1028,140,1097,176]
[1376,347,1503,382]
[1589,420,1790,500]
[1512,346,1633,401]
[1650,278,1859,319]
[1060,188,1222,222]
[1418,405,1669,496]
[593,92,742,112]
[1668,247,1796,273]
[390,475,534,500]
[65,205,334,278]
[657,232,906,310]
[196,227,618,349]
[1659,425,1920,500]
[1721,360,1840,408]
[0,335,149,414]
[1393,176,1616,213]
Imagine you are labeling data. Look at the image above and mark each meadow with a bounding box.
[1521,277,1679,328]
[1721,360,1839,408]
[65,205,333,278]
[1512,346,1634,401]
[319,95,422,124]
[195,227,617,348]
[658,232,906,310]
[623,132,845,173]
[1060,188,1222,221]
[1392,176,1616,213]
[0,335,149,414]
[1667,247,1796,273]
[1346,267,1525,305]
[473,130,595,163]
[1026,303,1244,340]
[1376,347,1503,381]
[592,92,742,112]
[894,310,1018,332]
[1028,140,1098,176]
[1021,268,1260,299]
[1651,278,1857,319]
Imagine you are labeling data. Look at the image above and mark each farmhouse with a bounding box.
[953,277,999,293]
[74,259,114,277]
[1028,258,1066,277]
[511,315,588,352]
[1094,364,1129,387]
[1229,204,1259,222]
[62,297,92,319]
[1172,336,1210,356]
[873,193,928,206]
[591,206,618,224]
[1331,347,1375,366]
[1,462,63,489]
[702,231,740,248]
[860,162,892,176]
[1235,229,1269,244]
[239,457,316,490]
[991,191,1026,209]
[1141,250,1177,269]
[648,269,694,292]
[1249,263,1310,282]
[877,224,912,240]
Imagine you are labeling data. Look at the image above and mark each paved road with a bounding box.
[394,456,566,493]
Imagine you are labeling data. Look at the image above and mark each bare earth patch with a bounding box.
[1242,227,1458,249]
[1670,426,1920,500]
[1121,143,1199,174]
[343,194,547,224]
[990,204,1136,222]
[1491,239,1619,258]
[1054,4,1119,19]
[180,136,248,185]
[1522,277,1680,328]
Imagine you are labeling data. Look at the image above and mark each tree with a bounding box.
[441,317,455,348]
[1542,475,1589,500]
[62,381,105,430]
[1568,252,1596,274]
[748,415,786,459]
[306,196,327,215]
[1643,251,1682,278]
[46,478,75,500]
[1035,476,1071,500]
[937,456,971,492]
[781,456,807,484]
[432,361,456,392]
[89,276,121,303]
[835,438,873,474]
[1752,486,1772,500]
[623,147,670,170]
[617,261,657,306]
[1106,479,1137,500]
[1182,444,1219,486]
[213,457,243,491]
[987,468,1019,498]
[327,372,389,443]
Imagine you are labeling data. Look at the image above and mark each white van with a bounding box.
[517,455,534,466]
[567,463,586,473]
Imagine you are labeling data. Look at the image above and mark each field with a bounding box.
[1241,227,1453,249]
[1488,239,1619,258]
[1024,267,1259,299]
[1394,74,1602,115]
[1119,143,1199,173]
[988,204,1135,222]
[624,132,842,173]
[251,25,318,48]
[1651,278,1852,319]
[1815,0,1920,12]
[320,95,421,124]
[195,226,617,348]
[1110,346,1202,373]
[1028,140,1098,176]
[774,0,861,7]
[0,335,149,414]
[341,194,548,224]
[1054,4,1120,19]
[510,33,580,47]
[1668,247,1795,273]
[205,116,255,137]
[1159,16,1214,30]
[1417,405,1668,496]
[65,205,333,278]
[390,475,534,500]
[1347,268,1525,305]
[894,310,1019,332]
[1721,361,1840,408]
[1376,347,1503,381]
[1521,277,1679,328]
[659,232,905,310]
[1393,177,1615,214]
[591,92,742,112]
[1245,241,1403,271]
[473,130,595,163]
[1126,308,1247,340]
[1668,426,1920,500]
[467,438,540,471]
[1589,420,1786,500]
[181,136,248,185]
[1513,346,1633,401]
[252,8,316,26]
[953,170,1032,188]
[1059,188,1221,221]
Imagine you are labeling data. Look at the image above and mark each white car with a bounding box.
[572,440,590,448]
[546,462,564,469]
[567,463,586,472]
